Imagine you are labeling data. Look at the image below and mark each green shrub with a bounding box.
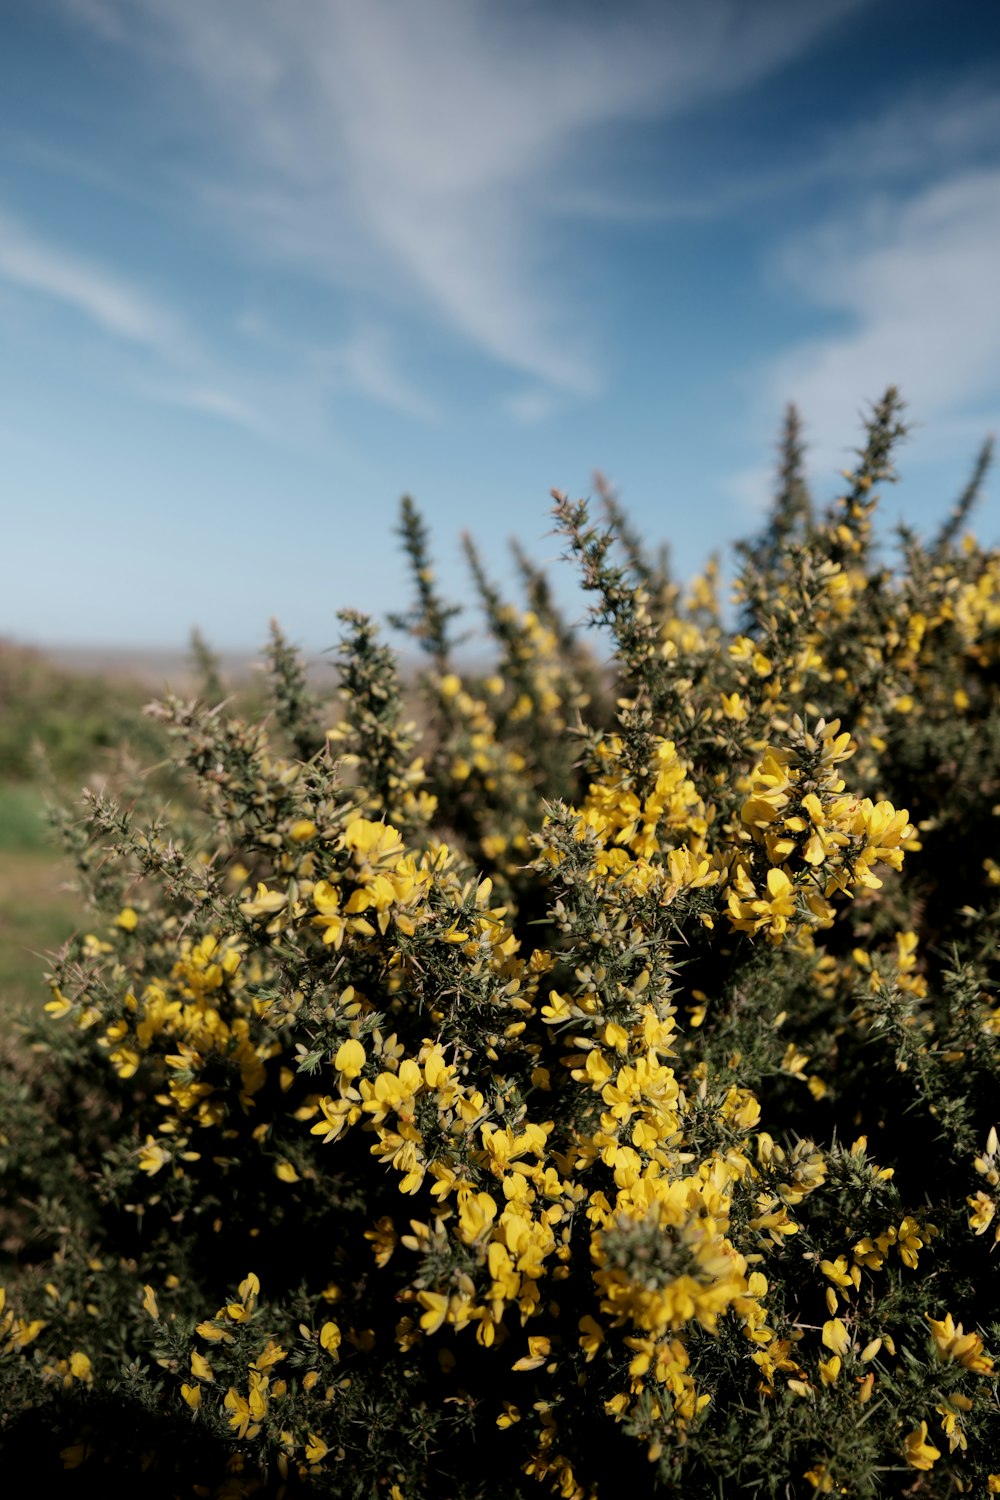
[2,390,999,1497]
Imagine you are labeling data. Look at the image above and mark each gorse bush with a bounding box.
[2,390,1000,1496]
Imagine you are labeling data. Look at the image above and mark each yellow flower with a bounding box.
[6,1315,45,1349]
[804,1463,834,1493]
[820,1256,857,1290]
[223,1386,255,1438]
[895,1215,926,1268]
[512,1336,551,1372]
[342,817,404,863]
[247,1368,269,1420]
[578,1315,604,1362]
[239,881,288,919]
[968,1189,996,1235]
[926,1312,994,1374]
[225,1272,260,1322]
[320,1321,342,1356]
[780,1042,810,1077]
[903,1420,940,1471]
[821,1318,849,1358]
[305,1432,329,1463]
[417,1292,449,1335]
[44,989,73,1018]
[252,1341,287,1371]
[138,1138,171,1176]
[456,1190,497,1245]
[195,1320,231,1343]
[754,868,796,937]
[335,1038,367,1081]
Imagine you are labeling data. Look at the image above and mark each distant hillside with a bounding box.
[38,643,266,691]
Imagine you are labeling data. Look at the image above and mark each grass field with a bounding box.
[0,784,82,1024]
[0,640,174,1025]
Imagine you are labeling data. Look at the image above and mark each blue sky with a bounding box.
[2,0,999,651]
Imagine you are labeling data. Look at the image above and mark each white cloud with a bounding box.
[503,388,563,426]
[0,207,187,358]
[144,381,267,432]
[0,203,271,431]
[549,77,1000,226]
[63,0,864,401]
[234,308,436,422]
[0,195,429,440]
[724,463,774,519]
[761,169,1000,470]
[824,82,1000,182]
[60,0,124,41]
[317,325,437,421]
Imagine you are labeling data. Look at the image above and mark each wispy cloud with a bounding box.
[62,0,865,404]
[0,203,272,431]
[762,169,1000,466]
[316,326,437,422]
[825,81,1000,182]
[234,308,436,423]
[0,207,187,357]
[59,0,124,42]
[142,380,266,432]
[0,194,431,440]
[550,76,1000,225]
[503,388,564,426]
[724,462,774,519]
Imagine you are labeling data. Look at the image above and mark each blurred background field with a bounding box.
[0,641,218,1022]
[0,642,148,1020]
[0,819,81,1024]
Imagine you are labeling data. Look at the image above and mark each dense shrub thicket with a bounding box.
[2,391,999,1496]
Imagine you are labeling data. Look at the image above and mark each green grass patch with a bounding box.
[0,847,81,1021]
[0,782,53,852]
